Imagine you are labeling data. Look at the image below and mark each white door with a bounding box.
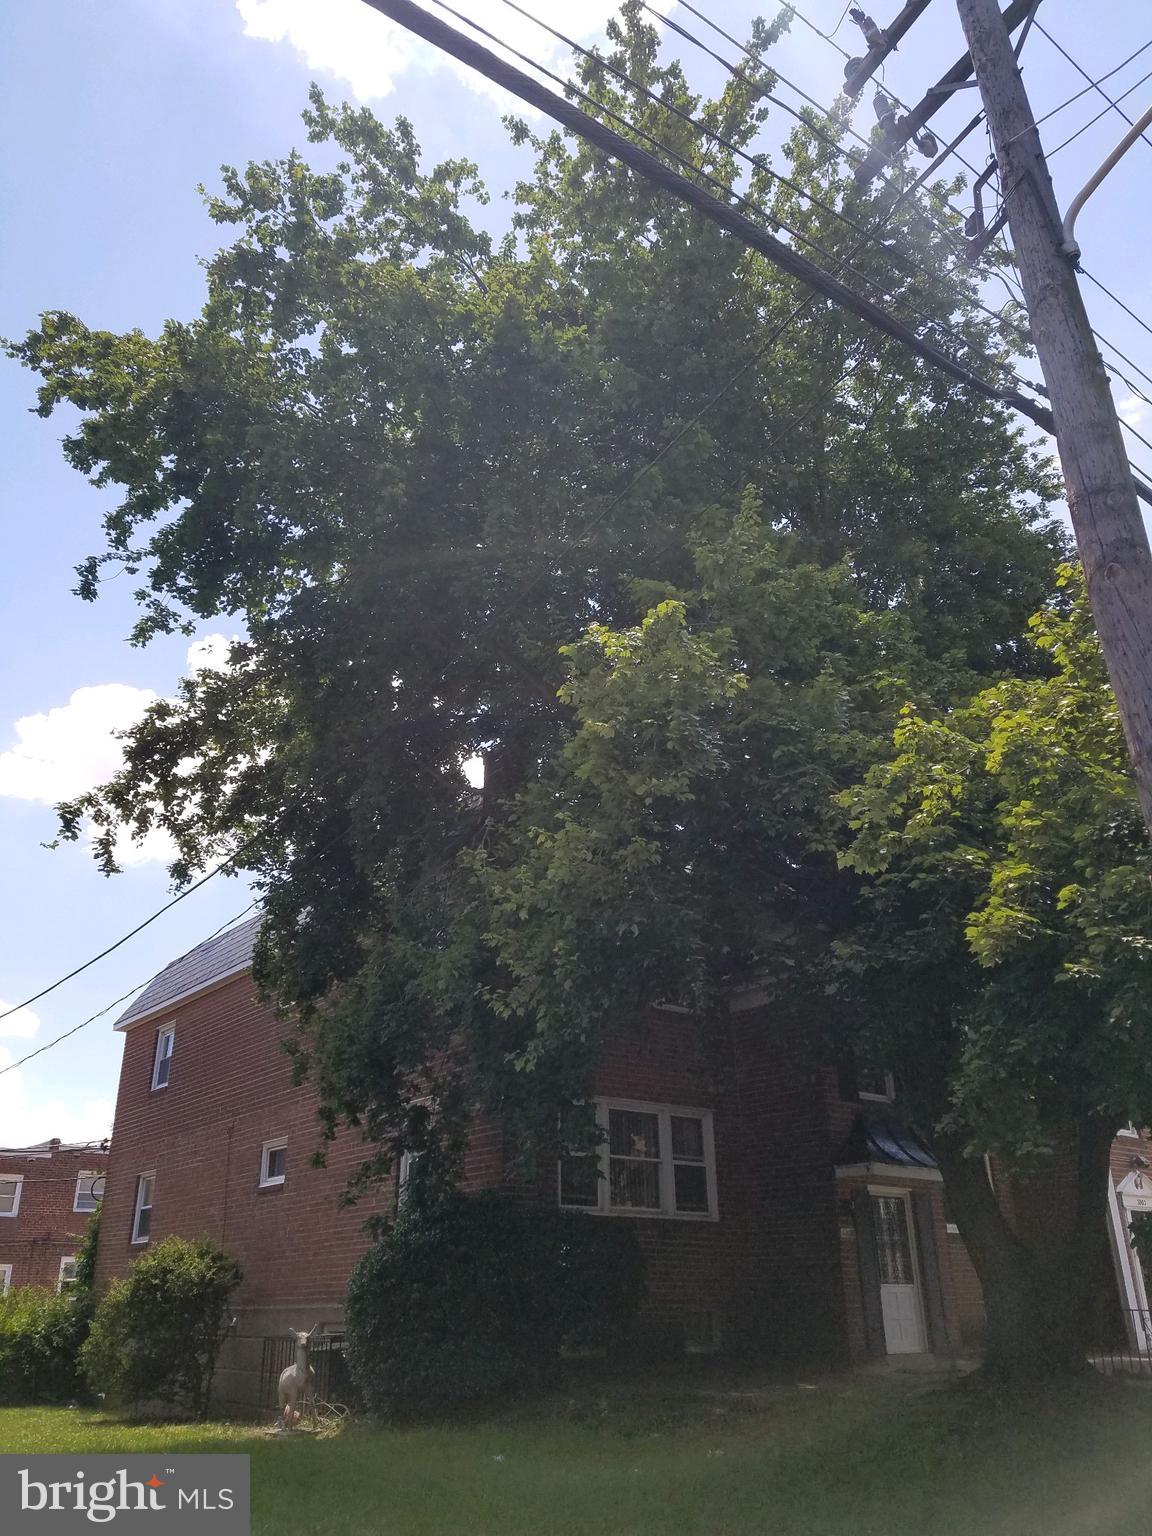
[872,1192,926,1354]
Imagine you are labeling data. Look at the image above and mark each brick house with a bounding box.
[0,1139,108,1295]
[95,915,1150,1402]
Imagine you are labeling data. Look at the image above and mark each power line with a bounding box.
[0,850,252,1025]
[1047,64,1152,157]
[1035,21,1152,152]
[0,905,259,1081]
[1025,35,1152,137]
[652,0,988,244]
[499,0,1035,380]
[366,0,1152,529]
[1082,267,1152,344]
[640,0,1072,392]
[1120,415,1152,464]
[369,2,1055,418]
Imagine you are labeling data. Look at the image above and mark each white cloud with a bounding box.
[0,633,233,866]
[0,1005,111,1150]
[0,1001,43,1042]
[186,633,238,676]
[1119,394,1147,429]
[0,1041,112,1147]
[235,0,678,112]
[0,684,159,806]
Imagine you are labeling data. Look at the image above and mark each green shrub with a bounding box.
[345,1190,645,1409]
[0,1203,104,1405]
[0,1286,90,1405]
[80,1236,241,1418]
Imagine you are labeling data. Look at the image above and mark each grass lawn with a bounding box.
[2,1372,1151,1535]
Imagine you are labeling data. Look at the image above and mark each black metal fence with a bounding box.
[258,1333,357,1411]
[1091,1309,1152,1376]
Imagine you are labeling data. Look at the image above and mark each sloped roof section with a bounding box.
[834,1114,938,1171]
[114,914,261,1030]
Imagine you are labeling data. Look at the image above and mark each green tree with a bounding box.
[838,565,1152,1377]
[9,9,1061,1325]
[81,1236,241,1418]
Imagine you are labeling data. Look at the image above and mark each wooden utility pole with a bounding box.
[957,0,1152,835]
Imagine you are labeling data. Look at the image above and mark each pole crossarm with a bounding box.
[844,1,934,98]
[854,0,1035,182]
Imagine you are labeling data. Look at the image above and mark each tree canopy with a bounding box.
[839,564,1152,1155]
[8,4,1063,1171]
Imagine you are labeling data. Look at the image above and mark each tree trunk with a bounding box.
[934,1115,1116,1380]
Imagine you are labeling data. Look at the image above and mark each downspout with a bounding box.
[220,1119,236,1246]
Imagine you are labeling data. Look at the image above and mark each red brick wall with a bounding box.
[97,973,395,1314]
[95,973,507,1402]
[98,980,857,1383]
[0,1145,106,1292]
[575,1001,848,1364]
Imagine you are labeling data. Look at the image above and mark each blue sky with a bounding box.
[2,0,1151,1145]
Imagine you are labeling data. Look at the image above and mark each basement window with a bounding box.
[683,1311,724,1355]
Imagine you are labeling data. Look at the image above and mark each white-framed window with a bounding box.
[151,1026,175,1090]
[259,1138,287,1188]
[0,1263,11,1296]
[0,1174,24,1219]
[131,1172,155,1244]
[558,1100,718,1220]
[58,1256,79,1294]
[73,1171,103,1213]
[397,1149,420,1205]
[858,1066,896,1103]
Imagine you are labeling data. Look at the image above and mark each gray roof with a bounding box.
[0,1139,110,1156]
[114,914,261,1030]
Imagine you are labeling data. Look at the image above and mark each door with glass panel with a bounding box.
[871,1191,925,1354]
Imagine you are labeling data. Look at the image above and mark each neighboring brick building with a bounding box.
[98,917,1012,1404]
[0,1138,108,1295]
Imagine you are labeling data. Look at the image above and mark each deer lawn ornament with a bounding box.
[277,1326,317,1429]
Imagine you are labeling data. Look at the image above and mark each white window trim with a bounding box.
[73,1170,102,1214]
[57,1255,78,1293]
[151,1026,175,1091]
[131,1172,155,1244]
[858,1069,896,1103]
[397,1149,418,1201]
[259,1137,287,1189]
[0,1172,24,1219]
[0,1263,11,1295]
[559,1098,719,1221]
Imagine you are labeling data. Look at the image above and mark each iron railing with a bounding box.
[258,1333,356,1410]
[1090,1309,1152,1376]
